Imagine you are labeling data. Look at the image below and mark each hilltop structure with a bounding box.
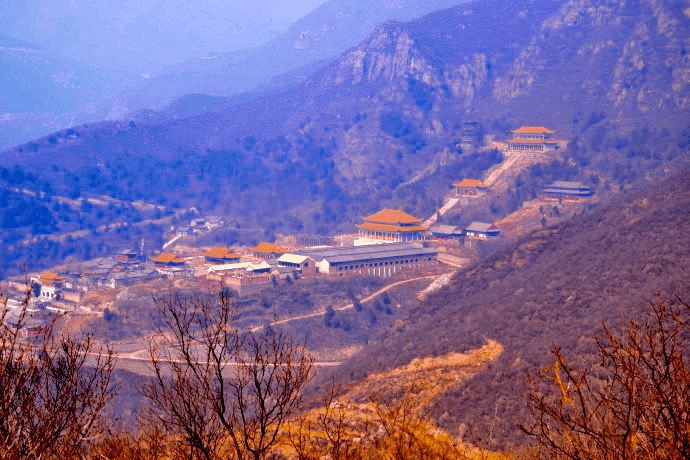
[357,208,427,243]
[507,126,558,153]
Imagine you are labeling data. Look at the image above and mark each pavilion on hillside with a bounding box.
[453,178,490,197]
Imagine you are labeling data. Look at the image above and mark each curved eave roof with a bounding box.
[357,223,427,232]
[453,179,489,188]
[361,208,422,225]
[511,126,556,134]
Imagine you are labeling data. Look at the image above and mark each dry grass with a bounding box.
[279,340,506,459]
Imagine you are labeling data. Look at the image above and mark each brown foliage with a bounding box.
[0,284,116,459]
[288,378,475,460]
[522,294,690,459]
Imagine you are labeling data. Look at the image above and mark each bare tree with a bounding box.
[522,294,690,459]
[142,288,313,460]
[0,284,116,459]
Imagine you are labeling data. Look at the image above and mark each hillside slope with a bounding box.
[0,34,125,151]
[329,169,690,446]
[1,0,689,275]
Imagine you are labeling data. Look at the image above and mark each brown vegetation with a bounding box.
[523,294,690,459]
[141,289,314,460]
[0,284,116,459]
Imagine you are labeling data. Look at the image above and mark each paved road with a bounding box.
[257,274,444,331]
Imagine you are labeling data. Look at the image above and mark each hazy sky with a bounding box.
[0,0,327,72]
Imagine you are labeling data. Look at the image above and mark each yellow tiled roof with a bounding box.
[39,272,64,284]
[357,222,427,232]
[251,242,288,254]
[453,178,489,188]
[204,247,241,259]
[151,253,185,264]
[361,208,421,225]
[512,126,555,134]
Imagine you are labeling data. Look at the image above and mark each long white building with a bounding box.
[278,242,437,277]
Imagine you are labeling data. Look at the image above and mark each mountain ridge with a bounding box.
[1,0,689,276]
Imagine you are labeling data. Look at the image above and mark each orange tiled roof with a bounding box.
[39,272,64,283]
[508,139,559,144]
[361,208,421,225]
[357,222,428,232]
[512,126,555,134]
[151,253,185,264]
[453,178,489,188]
[251,242,288,254]
[204,247,241,259]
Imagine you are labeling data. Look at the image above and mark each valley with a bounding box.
[0,0,689,456]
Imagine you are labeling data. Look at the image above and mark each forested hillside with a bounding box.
[1,0,689,276]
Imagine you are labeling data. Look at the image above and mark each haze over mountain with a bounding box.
[0,0,325,151]
[1,0,689,277]
[0,0,324,74]
[0,0,474,151]
[123,0,475,111]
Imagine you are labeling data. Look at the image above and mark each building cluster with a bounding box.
[3,124,597,329]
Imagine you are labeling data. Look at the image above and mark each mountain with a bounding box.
[0,34,131,151]
[119,0,474,111]
[1,0,689,276]
[328,167,690,447]
[0,0,473,152]
[0,0,298,74]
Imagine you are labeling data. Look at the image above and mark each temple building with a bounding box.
[203,247,242,264]
[453,178,490,197]
[150,253,186,267]
[464,222,501,239]
[149,253,186,277]
[251,242,289,260]
[33,272,65,300]
[542,181,594,201]
[357,208,427,243]
[507,126,558,153]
